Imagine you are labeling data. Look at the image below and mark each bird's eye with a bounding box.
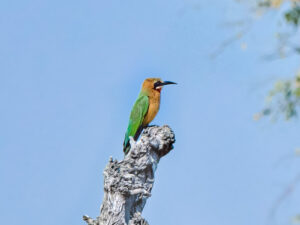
[154,81,162,89]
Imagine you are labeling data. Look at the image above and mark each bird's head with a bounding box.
[142,78,177,93]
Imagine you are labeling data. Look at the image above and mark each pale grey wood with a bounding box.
[83,125,175,225]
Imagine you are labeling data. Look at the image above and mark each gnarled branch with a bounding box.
[83,125,175,225]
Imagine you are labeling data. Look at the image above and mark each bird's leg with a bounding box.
[146,124,156,128]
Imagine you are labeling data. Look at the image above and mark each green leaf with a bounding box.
[284,5,300,26]
[294,87,300,97]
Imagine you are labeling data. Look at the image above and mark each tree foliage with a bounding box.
[253,0,300,120]
[255,71,300,120]
[235,1,300,224]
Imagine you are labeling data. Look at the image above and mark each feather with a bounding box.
[123,94,149,154]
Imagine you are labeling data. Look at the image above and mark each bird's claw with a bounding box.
[146,124,156,128]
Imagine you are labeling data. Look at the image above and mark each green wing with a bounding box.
[123,94,149,154]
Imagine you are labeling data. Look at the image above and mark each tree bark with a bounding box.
[83,125,175,225]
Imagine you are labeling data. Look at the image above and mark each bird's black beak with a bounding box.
[154,80,177,89]
[161,81,177,86]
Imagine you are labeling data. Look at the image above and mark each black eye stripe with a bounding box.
[154,81,162,89]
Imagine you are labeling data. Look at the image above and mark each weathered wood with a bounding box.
[83,125,175,225]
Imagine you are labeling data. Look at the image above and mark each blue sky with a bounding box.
[1,0,300,225]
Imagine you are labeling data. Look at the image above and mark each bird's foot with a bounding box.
[146,124,156,128]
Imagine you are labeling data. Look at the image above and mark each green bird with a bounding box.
[123,78,177,154]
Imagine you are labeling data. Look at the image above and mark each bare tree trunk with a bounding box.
[83,125,175,225]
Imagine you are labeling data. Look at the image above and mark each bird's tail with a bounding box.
[123,125,144,155]
[123,135,131,155]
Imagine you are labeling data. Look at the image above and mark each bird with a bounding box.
[123,78,177,154]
